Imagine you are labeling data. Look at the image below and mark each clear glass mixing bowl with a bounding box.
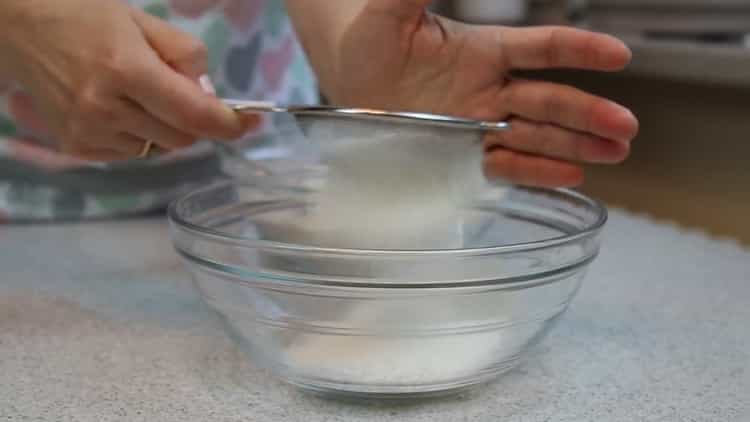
[168,169,606,398]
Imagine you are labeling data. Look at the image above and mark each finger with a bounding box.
[500,79,639,143]
[2,137,88,171]
[107,133,151,156]
[63,128,149,160]
[130,7,207,79]
[117,99,196,150]
[484,147,584,188]
[127,55,253,140]
[485,118,630,164]
[8,91,53,137]
[498,26,632,71]
[64,144,132,162]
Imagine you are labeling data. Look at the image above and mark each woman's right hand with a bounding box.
[0,0,258,161]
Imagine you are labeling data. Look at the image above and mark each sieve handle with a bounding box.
[223,99,288,113]
[221,99,510,132]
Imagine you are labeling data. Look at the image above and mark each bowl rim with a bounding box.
[168,181,608,257]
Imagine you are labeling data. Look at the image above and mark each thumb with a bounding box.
[130,7,208,80]
[367,0,434,25]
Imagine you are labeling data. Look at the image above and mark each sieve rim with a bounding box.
[228,102,511,132]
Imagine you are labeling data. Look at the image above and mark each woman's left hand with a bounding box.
[318,0,639,188]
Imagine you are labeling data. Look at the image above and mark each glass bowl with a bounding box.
[168,172,606,399]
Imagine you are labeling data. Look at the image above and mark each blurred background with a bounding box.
[432,0,750,244]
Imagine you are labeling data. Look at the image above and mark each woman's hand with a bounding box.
[291,0,639,188]
[0,0,257,161]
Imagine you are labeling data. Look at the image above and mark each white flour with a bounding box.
[284,328,505,386]
[256,118,507,387]
[280,294,523,386]
[280,118,487,250]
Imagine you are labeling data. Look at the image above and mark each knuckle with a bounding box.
[173,103,204,132]
[71,85,98,114]
[529,122,549,152]
[581,33,600,67]
[587,98,609,132]
[74,90,119,125]
[169,38,208,76]
[98,50,132,86]
[499,82,522,112]
[542,91,562,121]
[185,40,208,63]
[572,134,588,162]
[545,29,562,65]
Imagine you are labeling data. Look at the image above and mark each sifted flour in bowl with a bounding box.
[283,314,507,386]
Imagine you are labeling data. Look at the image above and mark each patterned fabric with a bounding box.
[0,0,317,222]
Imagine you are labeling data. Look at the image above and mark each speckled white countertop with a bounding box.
[1,209,748,421]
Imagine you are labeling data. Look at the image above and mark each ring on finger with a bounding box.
[137,140,154,159]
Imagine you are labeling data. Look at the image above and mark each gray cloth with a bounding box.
[1,209,748,421]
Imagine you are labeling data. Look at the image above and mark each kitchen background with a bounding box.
[432,0,750,244]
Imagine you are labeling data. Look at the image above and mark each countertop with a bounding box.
[1,210,749,421]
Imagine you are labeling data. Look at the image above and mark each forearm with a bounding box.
[284,0,368,99]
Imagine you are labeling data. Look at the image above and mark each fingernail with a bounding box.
[604,101,635,139]
[615,103,634,120]
[199,74,216,95]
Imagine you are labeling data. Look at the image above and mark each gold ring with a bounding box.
[137,140,153,159]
